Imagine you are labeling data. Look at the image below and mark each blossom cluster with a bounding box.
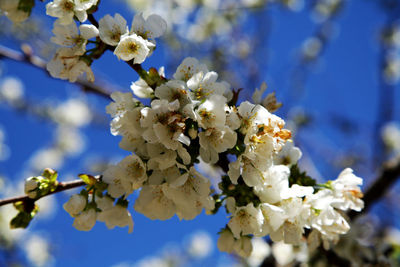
[4,1,365,258]
[45,0,166,83]
[63,54,363,256]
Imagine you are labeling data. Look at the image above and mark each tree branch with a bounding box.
[0,179,86,207]
[0,44,112,100]
[349,157,400,220]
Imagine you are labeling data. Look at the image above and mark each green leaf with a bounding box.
[42,168,58,184]
[288,164,316,187]
[10,203,38,229]
[10,212,33,229]
[78,174,97,186]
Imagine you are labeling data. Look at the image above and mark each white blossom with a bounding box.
[154,80,191,109]
[114,34,154,63]
[98,13,129,46]
[187,71,228,101]
[131,13,167,39]
[233,236,253,258]
[163,167,214,220]
[46,0,98,25]
[228,203,263,239]
[72,208,97,231]
[195,94,226,129]
[102,154,147,198]
[273,141,302,166]
[63,194,87,217]
[134,184,176,220]
[217,229,235,253]
[199,126,237,164]
[97,196,134,233]
[79,24,99,39]
[47,47,94,82]
[330,168,364,212]
[173,57,209,82]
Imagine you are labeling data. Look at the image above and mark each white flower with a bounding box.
[173,57,209,82]
[330,168,364,212]
[146,143,191,170]
[131,67,164,98]
[102,154,147,198]
[134,184,176,220]
[228,203,264,239]
[131,13,167,39]
[47,47,94,82]
[72,208,97,231]
[148,163,187,186]
[97,197,134,233]
[273,141,302,166]
[199,126,237,164]
[154,80,191,108]
[63,194,87,217]
[74,0,98,12]
[225,106,241,130]
[98,13,129,46]
[51,21,87,55]
[195,94,226,129]
[114,34,154,63]
[259,203,286,236]
[106,91,139,118]
[187,71,228,101]
[270,221,304,245]
[217,229,235,253]
[79,24,99,39]
[46,0,98,25]
[163,167,214,220]
[141,99,189,150]
[233,236,253,258]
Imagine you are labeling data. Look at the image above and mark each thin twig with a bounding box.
[0,44,112,100]
[0,179,86,207]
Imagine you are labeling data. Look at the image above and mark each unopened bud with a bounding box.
[24,177,42,199]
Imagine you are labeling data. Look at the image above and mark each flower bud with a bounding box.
[24,177,42,199]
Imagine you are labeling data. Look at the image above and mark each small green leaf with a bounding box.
[42,168,58,183]
[288,164,316,188]
[10,203,38,229]
[78,174,97,186]
[10,211,33,229]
